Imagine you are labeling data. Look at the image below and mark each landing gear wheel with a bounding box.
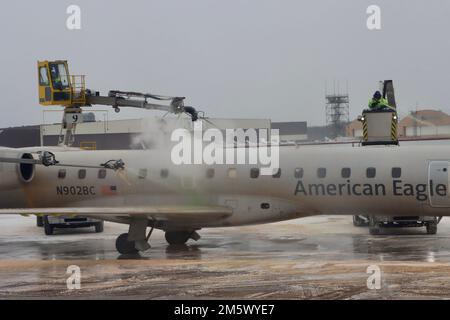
[43,216,54,235]
[165,231,191,245]
[94,221,104,233]
[426,222,437,235]
[115,233,138,254]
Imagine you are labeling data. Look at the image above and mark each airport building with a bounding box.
[0,125,40,148]
[398,110,450,137]
[0,116,308,149]
[346,109,450,139]
[345,119,363,138]
[41,117,274,149]
[272,122,308,143]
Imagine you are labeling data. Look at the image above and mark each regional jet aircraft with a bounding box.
[0,143,449,254]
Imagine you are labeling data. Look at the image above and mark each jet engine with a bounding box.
[0,149,36,189]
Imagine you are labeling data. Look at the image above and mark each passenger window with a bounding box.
[206,168,215,178]
[58,169,66,179]
[78,169,86,179]
[138,169,148,179]
[294,168,304,179]
[160,169,169,178]
[250,168,260,179]
[98,169,107,179]
[228,168,237,179]
[317,168,326,178]
[392,167,401,178]
[182,176,193,189]
[272,168,281,178]
[341,168,351,178]
[366,167,376,178]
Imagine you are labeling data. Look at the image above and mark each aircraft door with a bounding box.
[428,161,450,207]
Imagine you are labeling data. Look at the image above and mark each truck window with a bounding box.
[49,63,70,89]
[39,67,49,86]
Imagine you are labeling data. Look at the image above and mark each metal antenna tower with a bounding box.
[325,81,350,138]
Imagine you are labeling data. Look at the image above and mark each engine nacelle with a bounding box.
[0,149,35,190]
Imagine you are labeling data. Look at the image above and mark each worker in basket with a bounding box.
[368,91,391,110]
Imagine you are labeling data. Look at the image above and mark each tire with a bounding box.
[427,223,437,235]
[94,221,104,233]
[36,216,44,227]
[115,233,138,254]
[165,231,191,245]
[369,227,380,235]
[43,216,54,236]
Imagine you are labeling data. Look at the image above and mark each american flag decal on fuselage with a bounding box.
[101,185,117,196]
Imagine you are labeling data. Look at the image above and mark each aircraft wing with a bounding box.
[0,206,233,222]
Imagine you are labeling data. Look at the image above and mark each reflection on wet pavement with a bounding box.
[1,215,450,298]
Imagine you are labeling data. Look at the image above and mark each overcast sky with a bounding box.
[0,0,449,128]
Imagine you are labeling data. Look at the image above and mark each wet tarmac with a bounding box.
[1,215,450,299]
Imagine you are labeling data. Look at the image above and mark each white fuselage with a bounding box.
[1,144,450,229]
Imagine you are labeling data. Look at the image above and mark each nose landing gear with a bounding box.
[115,233,139,255]
[115,218,153,255]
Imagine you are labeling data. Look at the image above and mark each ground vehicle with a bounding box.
[352,215,369,227]
[353,215,441,235]
[37,215,104,235]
